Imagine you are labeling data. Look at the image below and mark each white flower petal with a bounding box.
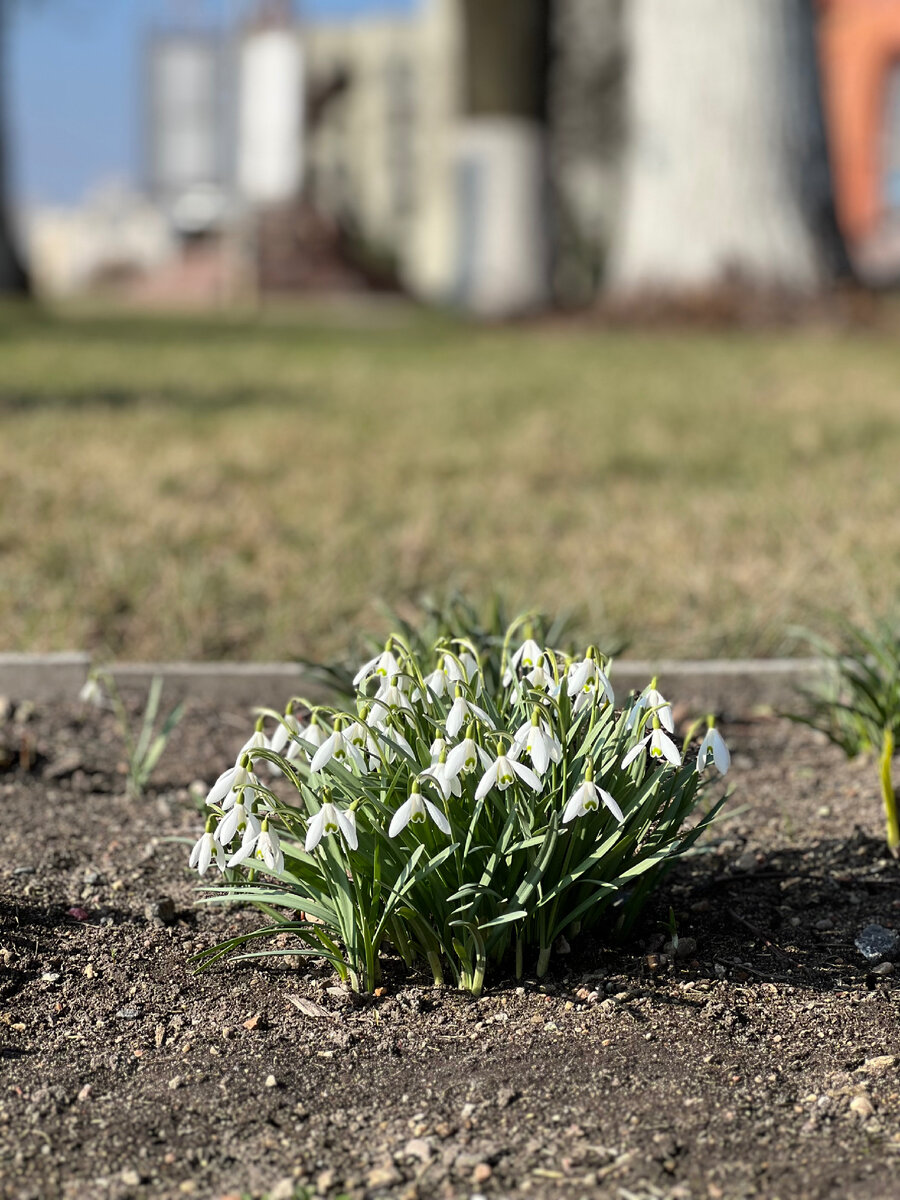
[474,762,498,800]
[511,758,542,792]
[305,809,327,852]
[598,788,624,822]
[622,736,650,768]
[424,799,451,835]
[206,767,236,808]
[336,808,358,850]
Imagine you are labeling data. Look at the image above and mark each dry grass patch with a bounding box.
[2,304,900,661]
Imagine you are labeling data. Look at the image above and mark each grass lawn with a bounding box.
[2,300,900,664]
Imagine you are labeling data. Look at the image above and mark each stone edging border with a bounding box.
[0,653,824,716]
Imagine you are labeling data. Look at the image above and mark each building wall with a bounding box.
[303,0,464,297]
[818,0,900,247]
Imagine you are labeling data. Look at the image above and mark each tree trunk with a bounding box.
[548,0,626,305]
[0,0,29,295]
[609,0,841,295]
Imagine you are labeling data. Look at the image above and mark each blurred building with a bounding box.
[25,182,174,297]
[818,0,900,284]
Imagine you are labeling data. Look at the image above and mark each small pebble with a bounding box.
[264,1074,277,1088]
[116,1008,142,1021]
[855,924,900,962]
[850,1095,875,1118]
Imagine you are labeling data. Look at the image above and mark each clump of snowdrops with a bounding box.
[190,621,730,995]
[792,620,900,856]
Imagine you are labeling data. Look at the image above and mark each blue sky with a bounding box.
[7,0,418,206]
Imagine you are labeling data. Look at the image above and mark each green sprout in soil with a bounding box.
[189,619,730,995]
[792,620,900,856]
[80,671,184,798]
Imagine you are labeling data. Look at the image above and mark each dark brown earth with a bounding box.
[2,694,900,1200]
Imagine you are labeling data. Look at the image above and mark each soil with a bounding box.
[2,696,900,1200]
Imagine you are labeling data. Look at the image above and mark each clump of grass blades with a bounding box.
[791,620,900,855]
[191,619,729,995]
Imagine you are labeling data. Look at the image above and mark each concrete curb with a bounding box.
[0,652,824,715]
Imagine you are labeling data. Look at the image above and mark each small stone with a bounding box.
[496,1086,517,1109]
[472,1163,493,1185]
[314,1172,336,1195]
[850,1095,875,1118]
[674,937,697,960]
[67,907,90,922]
[861,1055,898,1075]
[144,897,176,925]
[268,1180,296,1200]
[869,962,894,977]
[403,1138,432,1163]
[77,1085,92,1102]
[265,1074,277,1088]
[41,972,61,984]
[367,1164,401,1188]
[168,1076,182,1090]
[116,1007,142,1021]
[12,866,35,877]
[855,924,900,962]
[121,1169,141,1187]
[814,918,833,932]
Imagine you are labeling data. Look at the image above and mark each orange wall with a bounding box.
[818,0,900,243]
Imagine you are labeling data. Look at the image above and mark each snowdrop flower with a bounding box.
[446,687,494,739]
[422,751,463,800]
[189,819,226,877]
[429,735,449,763]
[389,779,451,838]
[79,675,104,707]
[421,649,481,700]
[369,676,412,726]
[512,709,563,776]
[563,761,624,824]
[445,725,493,776]
[215,792,262,847]
[304,791,358,853]
[626,679,674,734]
[622,721,682,768]
[238,725,269,760]
[378,719,415,764]
[503,637,550,686]
[310,719,366,774]
[346,708,381,765]
[266,706,308,776]
[567,649,615,712]
[229,818,284,874]
[353,645,402,689]
[296,717,328,762]
[269,704,304,755]
[475,741,542,800]
[205,755,261,811]
[696,720,730,775]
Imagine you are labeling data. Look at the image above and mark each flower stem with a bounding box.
[880,728,899,857]
[427,950,445,988]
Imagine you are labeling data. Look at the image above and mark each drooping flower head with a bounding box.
[563,758,624,824]
[389,778,452,838]
[696,717,730,775]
